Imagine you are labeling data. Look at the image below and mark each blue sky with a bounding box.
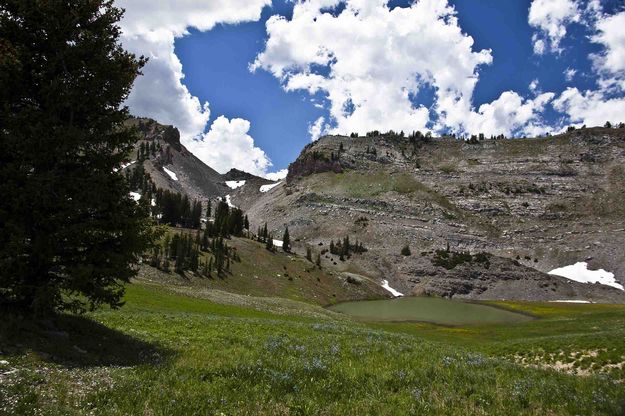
[119,0,625,177]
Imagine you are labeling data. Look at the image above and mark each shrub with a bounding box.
[401,245,412,256]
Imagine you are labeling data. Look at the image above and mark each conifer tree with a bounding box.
[266,233,274,251]
[0,0,154,314]
[283,227,291,252]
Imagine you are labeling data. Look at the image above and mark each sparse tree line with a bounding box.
[149,231,239,278]
[349,121,625,145]
[326,236,367,261]
[137,140,161,161]
[567,121,625,132]
[255,223,291,253]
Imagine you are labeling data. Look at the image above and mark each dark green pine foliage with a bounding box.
[205,199,245,238]
[282,227,291,252]
[265,233,274,252]
[0,1,154,315]
[329,236,367,258]
[152,189,202,229]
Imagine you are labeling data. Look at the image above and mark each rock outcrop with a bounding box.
[239,127,625,303]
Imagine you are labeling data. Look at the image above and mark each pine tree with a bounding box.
[0,0,153,314]
[244,215,249,231]
[306,247,313,262]
[283,227,291,252]
[316,253,322,268]
[266,233,274,251]
[189,248,199,272]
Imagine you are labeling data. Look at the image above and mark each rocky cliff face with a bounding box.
[239,127,625,302]
[125,118,275,204]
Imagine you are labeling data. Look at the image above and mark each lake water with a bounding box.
[329,297,533,325]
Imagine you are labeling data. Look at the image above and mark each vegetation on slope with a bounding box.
[2,283,625,415]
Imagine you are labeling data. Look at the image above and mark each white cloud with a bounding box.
[121,32,210,139]
[464,91,555,137]
[564,67,577,82]
[308,117,326,141]
[553,87,625,126]
[591,11,625,90]
[529,79,540,93]
[117,0,276,175]
[265,169,288,181]
[528,0,580,54]
[549,8,625,127]
[186,116,272,176]
[252,0,499,138]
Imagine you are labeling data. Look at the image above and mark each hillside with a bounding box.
[238,127,625,303]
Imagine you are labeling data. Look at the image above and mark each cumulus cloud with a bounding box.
[465,91,555,137]
[252,0,496,137]
[121,32,210,139]
[553,88,625,126]
[590,11,625,91]
[252,0,557,137]
[117,0,277,175]
[545,6,625,127]
[265,169,288,181]
[185,116,272,176]
[528,0,580,54]
[308,117,326,141]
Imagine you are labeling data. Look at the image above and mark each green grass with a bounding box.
[2,284,625,415]
[329,297,533,325]
[141,236,385,308]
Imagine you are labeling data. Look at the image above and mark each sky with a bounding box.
[117,0,625,178]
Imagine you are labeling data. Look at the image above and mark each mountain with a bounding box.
[123,118,271,202]
[237,127,625,303]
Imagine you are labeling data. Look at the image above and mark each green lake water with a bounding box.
[329,296,533,325]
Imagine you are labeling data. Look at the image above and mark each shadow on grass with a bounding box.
[0,313,172,368]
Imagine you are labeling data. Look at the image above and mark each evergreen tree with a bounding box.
[282,227,291,252]
[401,245,412,256]
[244,215,250,231]
[189,248,199,272]
[0,0,154,314]
[265,233,274,251]
[316,253,322,268]
[306,247,313,262]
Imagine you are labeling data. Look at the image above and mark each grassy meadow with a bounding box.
[2,280,625,415]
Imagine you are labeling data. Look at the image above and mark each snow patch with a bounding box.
[225,195,236,209]
[549,300,592,304]
[129,192,141,201]
[260,181,282,193]
[548,262,623,291]
[225,180,246,189]
[113,160,136,172]
[163,167,178,181]
[273,239,283,248]
[381,280,404,297]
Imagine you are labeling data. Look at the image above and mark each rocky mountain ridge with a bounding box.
[123,118,271,202]
[239,127,625,303]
